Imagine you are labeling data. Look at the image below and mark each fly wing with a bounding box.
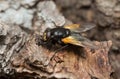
[61,33,98,49]
[64,23,96,33]
[61,36,84,47]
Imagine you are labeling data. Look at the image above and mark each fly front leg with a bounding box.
[36,38,46,46]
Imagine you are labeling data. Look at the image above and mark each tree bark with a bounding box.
[0,1,113,79]
[0,21,112,79]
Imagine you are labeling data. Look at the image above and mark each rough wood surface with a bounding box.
[0,21,112,79]
[11,35,112,79]
[0,1,114,79]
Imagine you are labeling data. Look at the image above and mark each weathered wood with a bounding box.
[0,1,113,79]
[12,35,112,79]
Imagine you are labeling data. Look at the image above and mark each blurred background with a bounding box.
[0,0,119,79]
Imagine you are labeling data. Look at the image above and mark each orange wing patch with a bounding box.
[61,36,98,49]
[64,23,96,33]
[61,36,84,47]
[64,24,80,30]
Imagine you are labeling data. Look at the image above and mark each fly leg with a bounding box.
[50,39,68,61]
[50,44,68,61]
